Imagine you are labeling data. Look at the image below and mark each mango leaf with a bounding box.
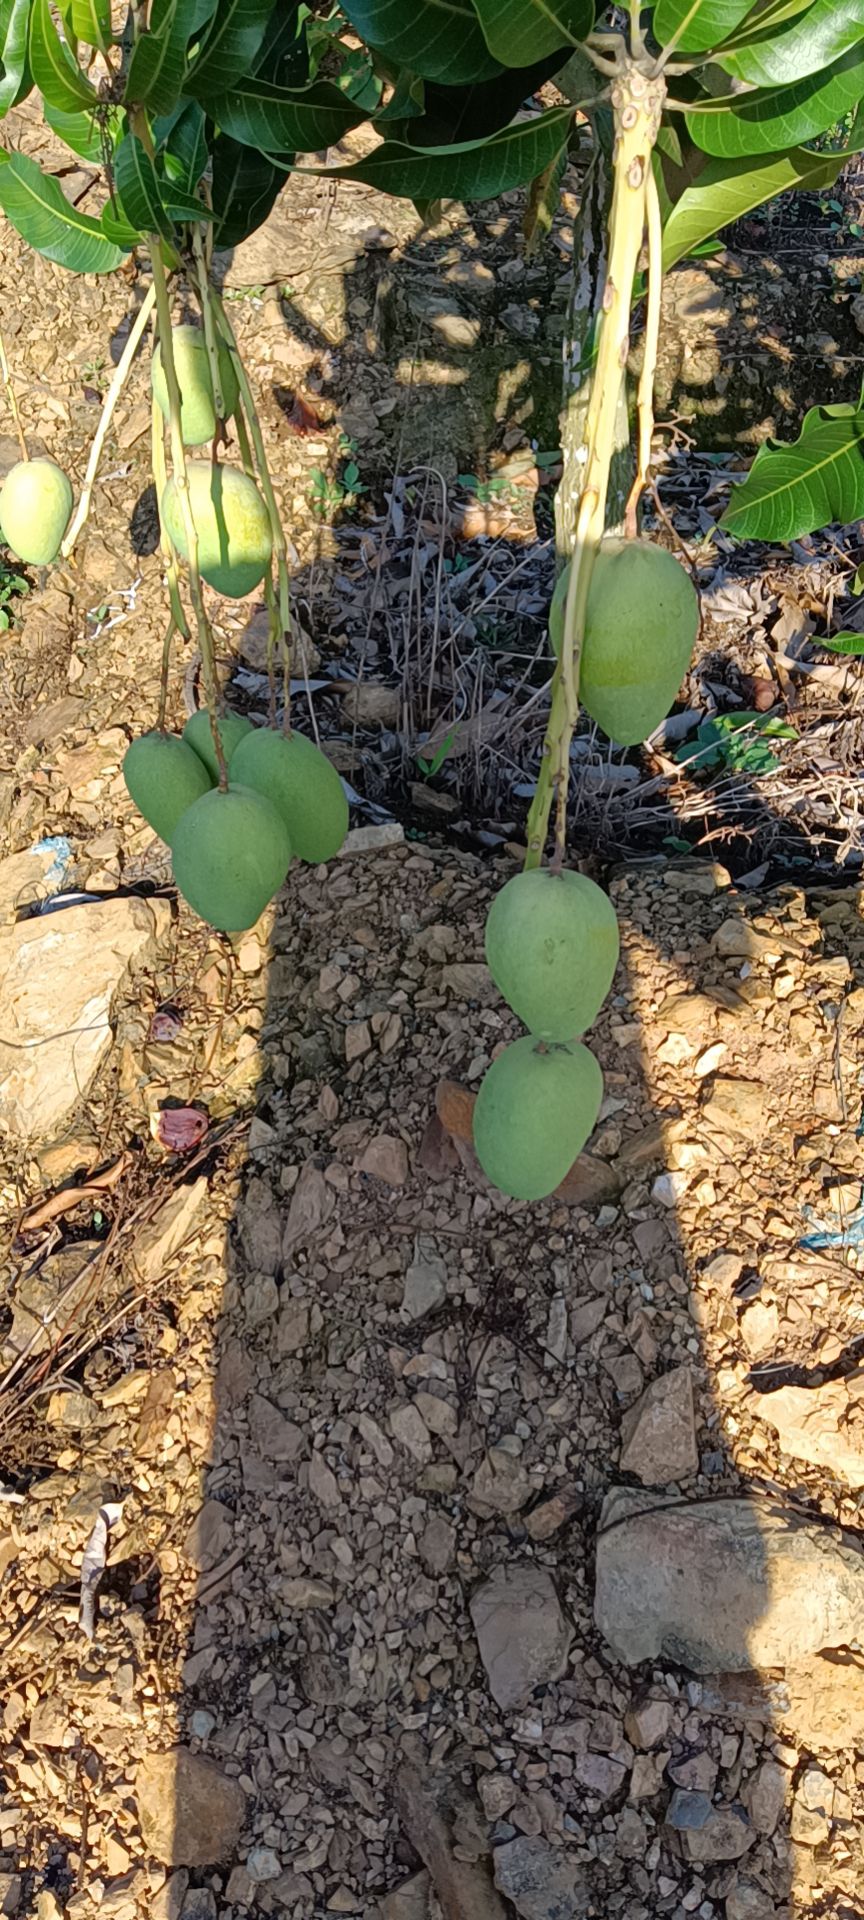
[0,0,32,114]
[211,131,283,246]
[685,43,864,155]
[161,184,211,219]
[652,0,763,54]
[114,132,175,241]
[819,631,864,655]
[339,0,500,85]
[29,0,96,108]
[720,402,864,542]
[69,0,110,52]
[0,148,128,269]
[399,52,568,145]
[206,77,366,152]
[44,102,112,159]
[185,0,273,96]
[472,0,592,66]
[311,104,574,202]
[524,135,568,254]
[720,0,864,85]
[126,0,208,113]
[661,141,844,269]
[100,197,142,248]
[154,98,208,193]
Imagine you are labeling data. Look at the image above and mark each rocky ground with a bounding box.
[1,116,864,1920]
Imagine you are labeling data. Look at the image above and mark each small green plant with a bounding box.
[415,730,457,779]
[675,712,798,777]
[309,439,367,520]
[0,560,27,629]
[457,472,517,508]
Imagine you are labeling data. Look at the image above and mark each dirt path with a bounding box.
[1,158,864,1920]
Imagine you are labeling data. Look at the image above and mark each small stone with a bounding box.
[183,1499,233,1572]
[379,1873,430,1920]
[181,1892,216,1920]
[667,1794,754,1864]
[574,1752,627,1798]
[308,1449,341,1508]
[357,1133,409,1186]
[245,1847,281,1884]
[135,1748,246,1866]
[790,1767,833,1845]
[402,1235,447,1320]
[725,1881,776,1920]
[418,1514,456,1575]
[0,1877,21,1916]
[524,1488,579,1542]
[668,1750,717,1794]
[625,1697,673,1749]
[569,1297,607,1344]
[479,1774,518,1821]
[629,1751,669,1800]
[277,1576,334,1609]
[247,1394,305,1464]
[471,1564,571,1711]
[751,1380,864,1487]
[619,1365,698,1485]
[652,1170,691,1208]
[190,1710,216,1740]
[492,1837,589,1920]
[390,1401,432,1464]
[702,1077,765,1140]
[743,1758,787,1836]
[738,1298,779,1357]
[471,1447,531,1515]
[28,1700,73,1748]
[616,1809,647,1860]
[345,1019,372,1061]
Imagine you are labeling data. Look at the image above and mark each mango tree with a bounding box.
[0,0,860,1193]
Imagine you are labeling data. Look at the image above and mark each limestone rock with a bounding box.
[702,1076,765,1139]
[401,1235,447,1320]
[135,1748,246,1865]
[0,897,170,1143]
[595,1489,864,1671]
[378,1874,430,1920]
[619,1366,698,1485]
[129,1179,208,1284]
[471,1447,531,1516]
[726,1881,776,1920]
[492,1837,589,1920]
[667,1792,754,1864]
[471,1564,571,1710]
[743,1758,787,1837]
[752,1380,864,1487]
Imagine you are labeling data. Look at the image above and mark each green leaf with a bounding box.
[126,0,208,113]
[206,77,366,151]
[313,105,574,203]
[100,196,142,248]
[69,0,110,52]
[652,0,762,54]
[0,0,32,114]
[211,131,282,246]
[472,0,592,66]
[661,141,844,269]
[155,98,208,193]
[185,0,273,96]
[720,403,864,541]
[29,0,96,108]
[44,102,119,159]
[685,42,864,156]
[339,0,500,85]
[0,147,128,269]
[720,0,864,85]
[114,132,175,241]
[819,630,864,655]
[161,184,211,220]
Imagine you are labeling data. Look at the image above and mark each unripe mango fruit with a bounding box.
[162,463,272,598]
[473,1033,603,1201]
[229,727,348,863]
[123,731,213,842]
[183,707,253,780]
[170,785,292,932]
[0,458,73,565]
[550,537,699,745]
[152,325,239,446]
[485,867,619,1040]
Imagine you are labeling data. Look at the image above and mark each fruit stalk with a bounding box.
[191,224,227,434]
[138,223,228,787]
[230,395,280,724]
[625,161,663,538]
[210,290,295,727]
[62,284,157,558]
[524,64,664,871]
